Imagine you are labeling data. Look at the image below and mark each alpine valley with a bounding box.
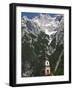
[21,13,64,77]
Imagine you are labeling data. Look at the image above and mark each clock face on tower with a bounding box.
[45,60,50,66]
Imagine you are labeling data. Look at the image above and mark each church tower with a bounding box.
[45,60,51,76]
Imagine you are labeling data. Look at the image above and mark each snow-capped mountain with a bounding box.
[32,14,60,33]
[22,14,63,35]
[22,13,64,47]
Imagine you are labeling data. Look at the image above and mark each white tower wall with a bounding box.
[45,60,51,75]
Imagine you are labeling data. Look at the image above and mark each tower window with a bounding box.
[47,62,48,65]
[47,70,49,73]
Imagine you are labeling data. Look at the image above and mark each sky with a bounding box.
[21,12,62,19]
